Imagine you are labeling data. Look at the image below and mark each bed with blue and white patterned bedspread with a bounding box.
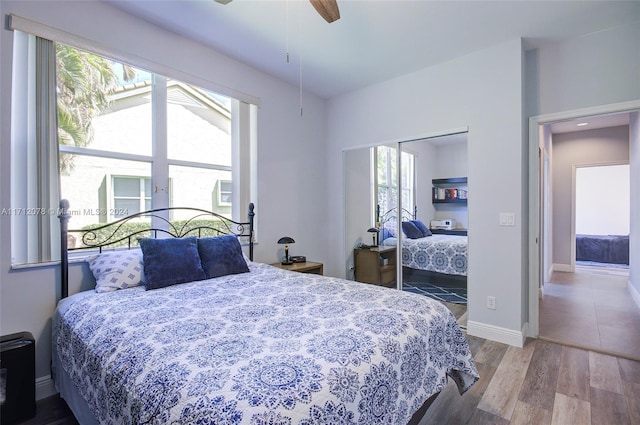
[53,261,478,424]
[383,235,467,276]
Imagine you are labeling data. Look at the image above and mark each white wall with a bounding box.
[408,140,437,225]
[0,0,327,396]
[630,111,640,303]
[343,148,373,279]
[575,164,630,235]
[532,21,640,116]
[327,39,526,344]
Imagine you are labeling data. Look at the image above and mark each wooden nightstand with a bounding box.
[270,261,324,275]
[354,246,396,287]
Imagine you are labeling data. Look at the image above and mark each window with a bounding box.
[375,146,415,216]
[218,180,232,206]
[112,176,152,218]
[10,31,254,265]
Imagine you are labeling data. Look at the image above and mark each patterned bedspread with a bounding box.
[53,262,478,424]
[384,235,468,276]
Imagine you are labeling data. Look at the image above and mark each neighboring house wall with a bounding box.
[62,85,233,229]
[551,126,630,268]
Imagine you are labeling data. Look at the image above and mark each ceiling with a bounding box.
[550,113,630,134]
[105,0,640,99]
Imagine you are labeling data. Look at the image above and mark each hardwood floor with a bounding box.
[539,265,640,361]
[18,302,640,425]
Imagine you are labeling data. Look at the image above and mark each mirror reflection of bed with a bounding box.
[343,132,469,324]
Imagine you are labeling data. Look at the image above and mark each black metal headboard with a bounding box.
[376,204,417,226]
[58,199,255,299]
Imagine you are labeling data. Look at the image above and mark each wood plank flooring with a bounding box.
[17,302,640,425]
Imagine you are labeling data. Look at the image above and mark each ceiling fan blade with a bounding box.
[309,0,340,23]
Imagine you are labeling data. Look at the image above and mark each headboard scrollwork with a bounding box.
[58,200,255,299]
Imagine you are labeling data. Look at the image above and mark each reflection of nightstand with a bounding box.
[270,261,324,275]
[354,246,396,287]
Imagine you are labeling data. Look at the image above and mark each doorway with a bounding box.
[529,102,640,360]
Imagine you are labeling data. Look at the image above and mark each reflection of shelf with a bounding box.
[432,177,468,204]
[432,199,467,204]
[430,229,467,236]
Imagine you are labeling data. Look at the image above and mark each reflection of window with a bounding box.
[112,176,152,218]
[218,180,232,206]
[375,146,415,215]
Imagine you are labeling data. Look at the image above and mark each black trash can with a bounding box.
[0,332,36,424]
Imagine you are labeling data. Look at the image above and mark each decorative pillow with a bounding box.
[198,235,249,279]
[411,219,432,237]
[379,227,393,243]
[402,221,424,239]
[139,237,206,290]
[86,249,145,293]
[383,220,398,238]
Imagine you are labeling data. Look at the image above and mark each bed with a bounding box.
[382,235,468,276]
[576,234,629,265]
[378,206,468,278]
[52,200,478,424]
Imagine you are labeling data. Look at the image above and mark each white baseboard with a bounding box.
[629,281,640,310]
[36,375,57,400]
[466,320,526,348]
[552,263,573,273]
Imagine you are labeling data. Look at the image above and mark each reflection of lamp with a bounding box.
[278,236,295,265]
[367,227,379,247]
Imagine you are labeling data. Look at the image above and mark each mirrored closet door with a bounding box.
[343,133,469,311]
[398,134,469,308]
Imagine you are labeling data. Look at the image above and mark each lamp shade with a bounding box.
[367,227,378,233]
[277,236,295,245]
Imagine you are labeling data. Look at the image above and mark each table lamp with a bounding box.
[278,236,295,265]
[367,227,379,247]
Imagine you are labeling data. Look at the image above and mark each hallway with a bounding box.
[539,265,640,361]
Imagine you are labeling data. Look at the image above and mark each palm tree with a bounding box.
[56,44,134,174]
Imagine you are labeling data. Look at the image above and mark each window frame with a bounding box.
[375,145,415,217]
[111,175,152,219]
[9,21,257,266]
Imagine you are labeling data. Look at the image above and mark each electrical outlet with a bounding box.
[487,296,496,310]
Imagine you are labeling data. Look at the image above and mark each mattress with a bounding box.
[384,235,468,276]
[52,261,478,424]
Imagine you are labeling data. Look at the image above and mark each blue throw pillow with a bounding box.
[139,237,206,290]
[402,221,424,239]
[411,219,432,237]
[197,235,249,279]
[379,227,393,243]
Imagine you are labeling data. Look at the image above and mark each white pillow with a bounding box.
[86,249,145,293]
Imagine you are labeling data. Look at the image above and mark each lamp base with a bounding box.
[281,260,293,265]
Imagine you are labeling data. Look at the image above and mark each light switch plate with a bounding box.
[499,212,515,226]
